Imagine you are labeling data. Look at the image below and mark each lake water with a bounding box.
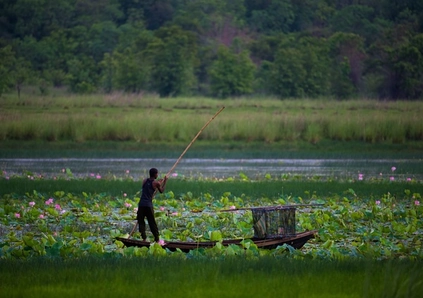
[1,158,422,181]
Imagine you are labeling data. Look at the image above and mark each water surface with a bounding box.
[1,158,422,181]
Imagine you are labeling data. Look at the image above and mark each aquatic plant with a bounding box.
[0,175,422,260]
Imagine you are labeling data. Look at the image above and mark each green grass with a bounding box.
[1,257,422,298]
[1,94,423,145]
[2,178,422,201]
[1,139,423,159]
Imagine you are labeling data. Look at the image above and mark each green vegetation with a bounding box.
[1,257,422,298]
[1,1,422,99]
[2,1,422,293]
[1,153,422,296]
[1,173,422,259]
[1,96,423,147]
[2,178,423,202]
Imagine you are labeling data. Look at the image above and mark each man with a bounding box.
[137,168,167,242]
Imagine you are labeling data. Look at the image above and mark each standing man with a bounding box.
[137,168,167,242]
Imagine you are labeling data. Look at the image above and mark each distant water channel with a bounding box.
[1,158,423,181]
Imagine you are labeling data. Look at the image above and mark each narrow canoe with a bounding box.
[116,230,317,252]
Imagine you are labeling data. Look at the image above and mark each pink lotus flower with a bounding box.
[157,239,166,246]
[415,201,420,206]
[390,176,395,181]
[55,204,61,211]
[45,198,54,205]
[172,173,178,177]
[230,205,236,210]
[358,173,363,180]
[391,166,396,172]
[407,178,411,181]
[29,201,35,207]
[39,214,45,219]
[126,170,130,174]
[124,202,132,208]
[15,213,20,218]
[375,200,381,205]
[123,193,127,197]
[96,174,101,179]
[159,206,165,211]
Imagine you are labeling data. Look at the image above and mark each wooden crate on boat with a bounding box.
[251,206,296,238]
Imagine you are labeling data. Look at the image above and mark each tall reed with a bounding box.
[1,95,422,144]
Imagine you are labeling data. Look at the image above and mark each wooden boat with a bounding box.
[117,205,321,252]
[116,230,317,252]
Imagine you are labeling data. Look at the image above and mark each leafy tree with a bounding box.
[268,35,331,99]
[0,45,15,96]
[379,0,423,24]
[118,0,174,30]
[248,0,295,34]
[393,33,423,99]
[147,25,197,97]
[172,0,246,50]
[11,0,75,39]
[366,28,423,99]
[270,46,306,98]
[39,29,79,86]
[143,0,175,30]
[290,0,335,32]
[0,0,17,39]
[114,22,150,51]
[74,0,123,27]
[100,53,114,93]
[174,0,245,30]
[9,57,32,98]
[88,21,120,63]
[99,24,153,93]
[209,45,255,98]
[116,0,144,24]
[105,48,151,93]
[328,32,365,99]
[301,37,331,97]
[249,35,281,62]
[0,0,422,100]
[0,43,33,98]
[67,56,98,93]
[329,5,387,45]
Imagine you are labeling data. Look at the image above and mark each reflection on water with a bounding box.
[1,158,422,181]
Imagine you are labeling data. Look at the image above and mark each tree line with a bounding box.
[0,0,422,99]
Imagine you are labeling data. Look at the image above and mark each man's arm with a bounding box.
[154,176,168,193]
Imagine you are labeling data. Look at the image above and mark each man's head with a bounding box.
[149,168,158,178]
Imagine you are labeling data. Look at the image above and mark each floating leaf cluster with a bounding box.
[1,174,422,260]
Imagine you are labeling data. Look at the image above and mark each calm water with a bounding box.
[1,158,422,181]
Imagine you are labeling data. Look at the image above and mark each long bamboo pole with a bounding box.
[164,106,225,178]
[128,106,225,238]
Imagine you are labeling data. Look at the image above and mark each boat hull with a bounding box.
[116,230,316,252]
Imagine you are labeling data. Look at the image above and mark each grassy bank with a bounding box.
[2,178,422,200]
[1,95,423,146]
[1,257,422,298]
[1,139,423,159]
